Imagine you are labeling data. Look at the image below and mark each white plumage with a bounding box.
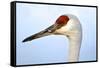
[23,14,82,62]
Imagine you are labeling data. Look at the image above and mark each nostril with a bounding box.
[48,29,52,33]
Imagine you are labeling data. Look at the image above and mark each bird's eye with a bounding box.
[67,35,69,37]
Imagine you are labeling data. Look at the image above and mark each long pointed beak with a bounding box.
[22,24,58,42]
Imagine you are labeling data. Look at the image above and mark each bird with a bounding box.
[22,14,82,62]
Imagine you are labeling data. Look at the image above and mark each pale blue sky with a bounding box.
[16,3,96,65]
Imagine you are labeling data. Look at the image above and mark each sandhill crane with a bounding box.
[22,14,82,62]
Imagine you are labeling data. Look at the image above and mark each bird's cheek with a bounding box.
[54,29,67,35]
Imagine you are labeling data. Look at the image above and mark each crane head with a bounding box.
[22,14,81,42]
